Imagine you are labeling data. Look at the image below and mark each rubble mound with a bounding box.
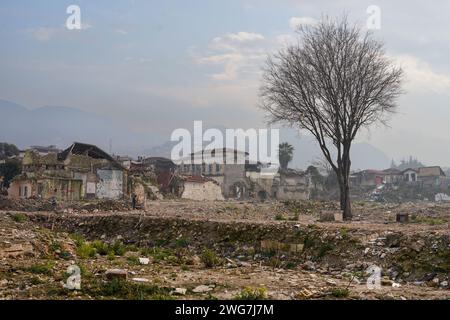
[0,196,132,212]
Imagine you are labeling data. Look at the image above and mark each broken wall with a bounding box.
[96,169,124,199]
[181,181,224,201]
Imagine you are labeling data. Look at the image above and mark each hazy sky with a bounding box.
[1,0,450,166]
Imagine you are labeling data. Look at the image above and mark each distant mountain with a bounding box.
[1,99,391,169]
[0,99,163,156]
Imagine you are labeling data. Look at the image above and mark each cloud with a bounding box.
[194,31,267,81]
[26,23,92,41]
[115,29,128,35]
[394,54,450,94]
[289,17,317,30]
[27,27,59,41]
[223,31,264,42]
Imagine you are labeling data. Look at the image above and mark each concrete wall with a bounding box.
[223,164,247,198]
[96,169,124,199]
[181,181,224,201]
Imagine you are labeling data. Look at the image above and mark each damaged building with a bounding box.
[177,148,249,199]
[8,142,128,201]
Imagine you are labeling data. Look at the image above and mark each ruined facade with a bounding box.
[8,142,128,201]
[177,148,249,199]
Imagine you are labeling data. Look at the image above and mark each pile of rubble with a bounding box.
[0,196,132,213]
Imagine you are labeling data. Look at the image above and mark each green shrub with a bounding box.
[11,213,27,223]
[28,262,54,275]
[233,287,267,300]
[91,240,111,255]
[76,243,96,259]
[200,249,221,268]
[331,287,349,298]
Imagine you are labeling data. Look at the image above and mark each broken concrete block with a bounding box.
[131,277,149,283]
[192,285,213,293]
[105,269,127,280]
[139,257,150,265]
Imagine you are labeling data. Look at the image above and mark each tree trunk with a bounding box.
[341,144,352,220]
[343,182,352,220]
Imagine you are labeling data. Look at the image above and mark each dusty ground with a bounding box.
[0,199,449,300]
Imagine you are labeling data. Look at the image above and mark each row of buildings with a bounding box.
[350,166,449,189]
[4,142,312,203]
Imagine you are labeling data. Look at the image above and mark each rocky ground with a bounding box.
[0,199,449,300]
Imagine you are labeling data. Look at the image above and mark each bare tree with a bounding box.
[260,16,403,220]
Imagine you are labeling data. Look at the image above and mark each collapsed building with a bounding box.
[8,142,128,201]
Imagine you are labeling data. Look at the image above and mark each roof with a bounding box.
[418,166,446,177]
[57,142,123,168]
[357,169,385,175]
[382,168,402,175]
[143,157,176,169]
[401,168,418,174]
[189,148,249,157]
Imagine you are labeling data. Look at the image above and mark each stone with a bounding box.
[0,243,34,258]
[172,288,187,295]
[105,269,127,280]
[381,278,393,286]
[302,261,316,271]
[333,212,343,222]
[132,278,149,283]
[440,281,448,288]
[139,257,150,265]
[326,279,337,286]
[392,282,401,288]
[192,285,213,293]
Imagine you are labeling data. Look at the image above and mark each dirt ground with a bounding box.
[0,199,449,300]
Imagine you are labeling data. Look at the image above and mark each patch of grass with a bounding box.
[285,261,298,269]
[126,256,140,265]
[412,216,446,226]
[200,249,222,268]
[28,262,54,276]
[150,247,174,262]
[175,238,189,248]
[331,287,349,298]
[93,278,173,300]
[70,233,86,247]
[317,242,334,258]
[111,241,128,256]
[91,240,111,255]
[11,213,27,223]
[274,214,285,221]
[76,242,96,259]
[29,276,43,285]
[233,287,267,300]
[340,228,350,239]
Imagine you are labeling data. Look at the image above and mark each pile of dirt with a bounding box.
[0,196,54,211]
